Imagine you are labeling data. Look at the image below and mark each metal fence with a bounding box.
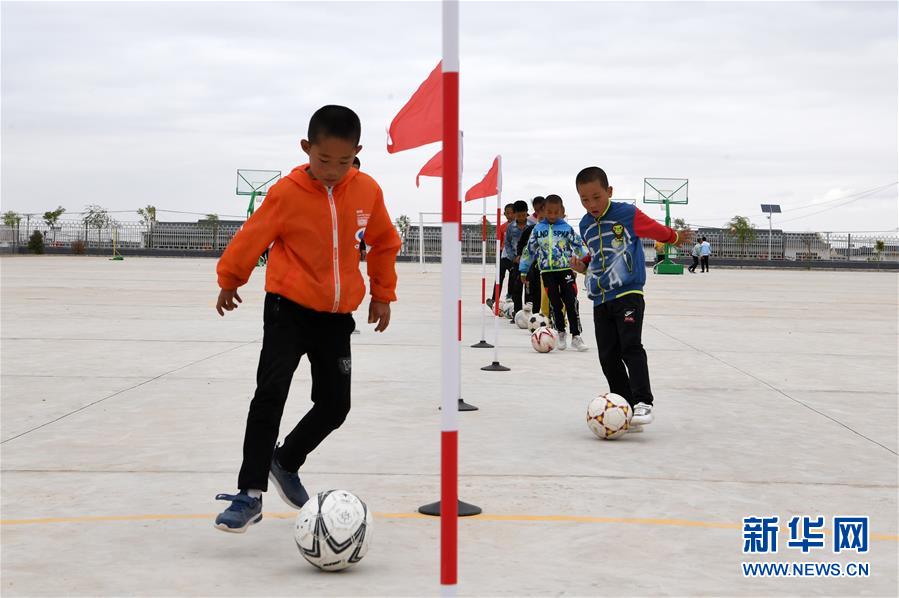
[0,220,243,252]
[3,218,897,265]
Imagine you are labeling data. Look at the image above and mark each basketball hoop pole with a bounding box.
[440,0,460,588]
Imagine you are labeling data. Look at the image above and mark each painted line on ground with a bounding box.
[0,512,895,541]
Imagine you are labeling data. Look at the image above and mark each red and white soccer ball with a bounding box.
[586,393,632,439]
[294,490,373,571]
[531,327,558,353]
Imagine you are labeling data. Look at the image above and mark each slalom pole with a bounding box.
[481,155,509,372]
[471,197,493,348]
[440,0,460,588]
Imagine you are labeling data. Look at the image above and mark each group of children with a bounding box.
[212,104,680,533]
[491,195,591,352]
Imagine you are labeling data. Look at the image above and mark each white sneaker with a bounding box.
[557,331,567,351]
[632,402,654,426]
[570,335,588,352]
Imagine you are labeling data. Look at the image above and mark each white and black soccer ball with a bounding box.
[531,327,558,352]
[294,490,373,571]
[586,393,632,440]
[527,313,549,332]
[514,309,531,329]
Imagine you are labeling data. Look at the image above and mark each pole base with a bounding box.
[439,398,479,412]
[418,499,482,517]
[656,261,684,275]
[470,340,494,348]
[481,361,510,372]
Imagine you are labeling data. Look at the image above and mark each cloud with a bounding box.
[1,1,896,233]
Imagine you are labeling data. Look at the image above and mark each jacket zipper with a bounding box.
[327,186,341,312]
[548,224,554,270]
[596,217,606,303]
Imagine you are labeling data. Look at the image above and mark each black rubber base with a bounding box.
[418,500,483,517]
[481,361,511,372]
[439,398,479,412]
[470,340,494,348]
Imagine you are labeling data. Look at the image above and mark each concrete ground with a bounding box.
[1,256,896,597]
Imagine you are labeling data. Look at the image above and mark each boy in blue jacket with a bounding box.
[569,167,679,428]
[519,194,590,351]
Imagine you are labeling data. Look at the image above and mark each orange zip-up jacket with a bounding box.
[217,165,401,314]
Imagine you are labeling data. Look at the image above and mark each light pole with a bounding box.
[761,204,781,260]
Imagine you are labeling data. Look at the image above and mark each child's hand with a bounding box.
[368,300,391,332]
[216,289,242,316]
[570,256,587,274]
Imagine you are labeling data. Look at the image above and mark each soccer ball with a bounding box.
[531,327,558,352]
[586,393,632,440]
[514,310,530,329]
[294,490,373,571]
[501,302,515,318]
[527,313,549,332]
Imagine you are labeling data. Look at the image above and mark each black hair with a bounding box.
[308,105,361,145]
[532,196,546,210]
[504,202,515,210]
[575,166,610,189]
[701,237,707,242]
[352,156,361,168]
[544,194,563,206]
[513,200,529,213]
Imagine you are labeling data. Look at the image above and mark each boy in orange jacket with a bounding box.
[213,105,401,533]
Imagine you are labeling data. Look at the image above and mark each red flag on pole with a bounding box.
[416,150,443,187]
[387,62,442,154]
[464,156,500,201]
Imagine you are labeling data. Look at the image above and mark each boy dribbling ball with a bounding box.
[213,105,401,533]
[570,167,679,430]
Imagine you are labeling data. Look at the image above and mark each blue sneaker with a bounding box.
[214,492,262,533]
[269,449,310,509]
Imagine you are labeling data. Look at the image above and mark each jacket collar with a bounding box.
[285,164,358,194]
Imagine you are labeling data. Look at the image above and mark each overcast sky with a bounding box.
[2,1,897,232]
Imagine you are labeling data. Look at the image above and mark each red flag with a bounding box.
[416,150,443,187]
[464,157,500,201]
[387,62,442,154]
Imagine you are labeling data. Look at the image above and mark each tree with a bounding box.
[43,206,66,244]
[137,205,157,226]
[394,214,411,253]
[82,205,111,246]
[672,217,694,246]
[875,239,885,262]
[201,214,220,250]
[137,205,157,248]
[727,215,756,257]
[28,230,44,254]
[3,211,21,228]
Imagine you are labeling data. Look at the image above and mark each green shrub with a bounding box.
[27,230,44,254]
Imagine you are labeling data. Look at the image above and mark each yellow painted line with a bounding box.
[0,511,896,541]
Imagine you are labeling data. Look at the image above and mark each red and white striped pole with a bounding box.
[470,197,493,349]
[481,155,510,372]
[440,0,460,589]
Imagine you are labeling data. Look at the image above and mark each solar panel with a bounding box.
[760,204,782,214]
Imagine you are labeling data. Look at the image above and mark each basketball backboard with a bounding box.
[643,178,689,204]
[236,170,281,196]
